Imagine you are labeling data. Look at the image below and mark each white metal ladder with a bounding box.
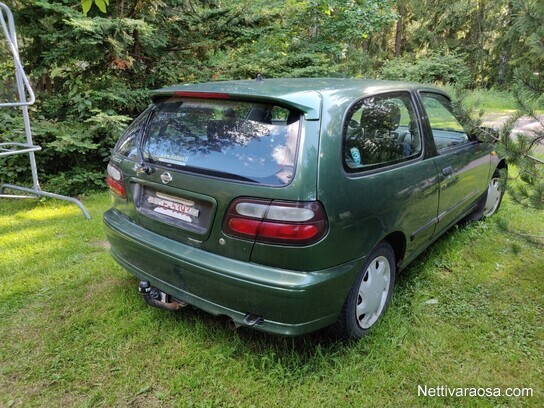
[0,2,90,219]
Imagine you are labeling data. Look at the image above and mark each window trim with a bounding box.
[341,90,425,175]
[418,91,472,155]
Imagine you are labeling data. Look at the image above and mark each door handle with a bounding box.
[442,166,453,177]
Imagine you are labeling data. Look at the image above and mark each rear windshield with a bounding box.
[135,98,301,186]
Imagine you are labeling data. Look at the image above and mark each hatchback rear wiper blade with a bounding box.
[173,165,259,183]
[135,116,153,175]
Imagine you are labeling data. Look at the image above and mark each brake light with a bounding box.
[173,91,230,99]
[224,198,328,245]
[107,163,126,199]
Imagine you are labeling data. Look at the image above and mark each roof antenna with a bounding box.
[256,73,264,82]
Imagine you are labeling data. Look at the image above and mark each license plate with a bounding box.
[147,191,200,222]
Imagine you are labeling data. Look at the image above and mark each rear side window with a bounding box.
[343,92,422,171]
[125,98,301,186]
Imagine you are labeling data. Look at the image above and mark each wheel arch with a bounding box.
[493,158,508,185]
[496,159,508,173]
[382,231,406,271]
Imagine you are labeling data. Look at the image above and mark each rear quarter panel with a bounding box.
[316,93,441,270]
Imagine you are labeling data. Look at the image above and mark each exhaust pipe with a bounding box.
[228,314,263,331]
[138,280,187,311]
[228,313,263,331]
[228,319,241,331]
[138,281,264,329]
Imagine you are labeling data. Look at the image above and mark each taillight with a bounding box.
[224,198,328,246]
[107,163,126,199]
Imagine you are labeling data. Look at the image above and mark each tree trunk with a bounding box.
[498,52,508,86]
[311,10,318,38]
[498,0,513,87]
[394,17,403,58]
[381,27,389,56]
[360,39,370,76]
[478,0,486,89]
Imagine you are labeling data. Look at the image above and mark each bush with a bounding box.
[0,109,130,196]
[380,53,471,87]
[43,168,107,196]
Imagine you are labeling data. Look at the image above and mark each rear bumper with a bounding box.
[103,209,360,336]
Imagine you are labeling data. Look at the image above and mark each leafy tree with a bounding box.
[1,0,542,196]
[1,0,217,194]
[453,0,543,243]
[390,0,512,87]
[381,52,471,86]
[202,0,396,79]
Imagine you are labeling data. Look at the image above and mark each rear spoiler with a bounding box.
[150,89,321,121]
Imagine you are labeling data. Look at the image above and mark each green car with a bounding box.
[104,78,505,339]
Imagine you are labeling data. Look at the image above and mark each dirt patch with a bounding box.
[482,113,543,134]
[89,240,111,250]
[482,113,543,154]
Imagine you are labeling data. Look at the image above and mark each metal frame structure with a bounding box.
[0,2,90,219]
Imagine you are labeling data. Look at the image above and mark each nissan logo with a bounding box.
[160,172,173,184]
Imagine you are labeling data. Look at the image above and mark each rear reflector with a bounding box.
[224,198,328,246]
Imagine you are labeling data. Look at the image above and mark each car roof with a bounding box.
[151,78,446,120]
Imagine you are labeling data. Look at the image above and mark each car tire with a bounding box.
[467,169,505,221]
[333,241,396,340]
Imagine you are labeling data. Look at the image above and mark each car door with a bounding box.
[317,90,440,267]
[419,92,491,234]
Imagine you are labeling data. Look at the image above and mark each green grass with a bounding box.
[0,192,542,407]
[463,89,518,113]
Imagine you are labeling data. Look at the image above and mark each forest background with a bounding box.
[0,0,542,195]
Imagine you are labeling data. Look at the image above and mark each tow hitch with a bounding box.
[138,280,187,311]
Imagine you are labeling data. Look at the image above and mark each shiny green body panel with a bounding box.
[104,209,357,335]
[104,79,498,336]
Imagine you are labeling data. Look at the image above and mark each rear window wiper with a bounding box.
[156,163,259,183]
[203,170,259,183]
[135,113,154,175]
[187,166,260,183]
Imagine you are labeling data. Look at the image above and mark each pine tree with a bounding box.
[500,0,543,211]
[487,0,543,244]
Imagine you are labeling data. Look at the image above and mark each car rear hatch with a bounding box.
[111,87,322,263]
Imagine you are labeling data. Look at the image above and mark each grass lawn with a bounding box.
[0,191,542,407]
[463,89,518,114]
